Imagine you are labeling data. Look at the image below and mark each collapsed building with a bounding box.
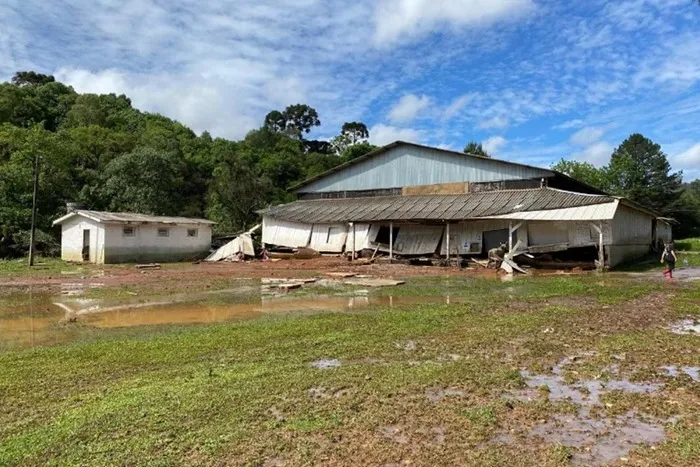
[260,141,671,267]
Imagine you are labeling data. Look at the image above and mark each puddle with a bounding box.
[530,410,666,466]
[310,359,342,370]
[0,283,461,350]
[669,319,700,335]
[503,354,668,465]
[662,365,700,382]
[670,267,700,280]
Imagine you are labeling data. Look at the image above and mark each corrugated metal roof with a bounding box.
[261,188,616,224]
[484,201,619,221]
[53,210,215,226]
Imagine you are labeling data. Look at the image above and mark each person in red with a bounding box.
[661,242,677,279]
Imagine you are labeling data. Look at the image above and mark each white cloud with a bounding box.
[442,93,476,120]
[571,142,614,167]
[570,127,605,146]
[388,94,431,123]
[373,0,536,46]
[554,119,585,130]
[369,123,424,146]
[482,136,507,155]
[674,142,700,167]
[479,116,510,130]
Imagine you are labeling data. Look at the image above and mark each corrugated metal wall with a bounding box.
[262,217,313,249]
[309,224,348,253]
[298,146,552,193]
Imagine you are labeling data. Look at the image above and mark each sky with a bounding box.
[2,0,699,180]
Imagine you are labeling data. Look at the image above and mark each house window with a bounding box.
[123,227,135,237]
[187,228,198,238]
[157,228,170,238]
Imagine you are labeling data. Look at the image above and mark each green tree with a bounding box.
[208,157,273,232]
[264,104,320,139]
[342,142,377,162]
[606,134,683,214]
[99,148,183,215]
[464,141,490,158]
[551,159,610,191]
[11,71,55,87]
[341,122,369,144]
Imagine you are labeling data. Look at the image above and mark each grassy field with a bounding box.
[1,272,700,466]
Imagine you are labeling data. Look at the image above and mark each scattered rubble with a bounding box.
[309,359,342,370]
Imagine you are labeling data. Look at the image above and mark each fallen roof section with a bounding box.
[260,188,618,224]
[52,210,216,226]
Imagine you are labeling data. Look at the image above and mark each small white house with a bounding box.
[52,209,215,264]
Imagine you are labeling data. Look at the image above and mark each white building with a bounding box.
[260,141,670,267]
[52,210,215,264]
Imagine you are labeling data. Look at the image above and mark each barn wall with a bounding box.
[367,224,445,255]
[309,224,348,253]
[102,223,211,263]
[608,205,654,266]
[656,221,673,245]
[298,145,552,193]
[345,224,371,252]
[262,217,313,249]
[60,217,104,264]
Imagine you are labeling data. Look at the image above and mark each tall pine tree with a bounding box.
[606,134,682,214]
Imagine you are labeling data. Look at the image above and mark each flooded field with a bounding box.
[0,278,456,350]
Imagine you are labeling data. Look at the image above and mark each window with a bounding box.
[122,227,135,237]
[157,228,170,238]
[375,225,400,245]
[187,228,198,238]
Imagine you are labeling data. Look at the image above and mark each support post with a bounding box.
[389,222,393,263]
[28,154,40,267]
[351,222,356,261]
[590,222,604,272]
[598,221,604,270]
[508,221,513,253]
[446,223,450,261]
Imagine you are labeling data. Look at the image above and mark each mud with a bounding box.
[0,286,457,350]
[662,365,700,382]
[503,354,669,465]
[425,387,465,403]
[669,319,700,335]
[310,359,342,370]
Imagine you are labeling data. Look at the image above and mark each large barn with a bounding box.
[261,141,671,267]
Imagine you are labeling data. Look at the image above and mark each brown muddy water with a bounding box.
[0,281,454,351]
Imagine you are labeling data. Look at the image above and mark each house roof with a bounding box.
[261,188,618,224]
[289,141,560,193]
[52,210,216,226]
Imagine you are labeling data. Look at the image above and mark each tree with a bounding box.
[342,142,377,162]
[464,141,490,158]
[263,104,320,139]
[11,71,55,87]
[606,134,683,214]
[551,159,610,192]
[208,156,273,231]
[99,148,182,215]
[341,122,369,144]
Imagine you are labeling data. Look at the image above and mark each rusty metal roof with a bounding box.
[261,188,617,223]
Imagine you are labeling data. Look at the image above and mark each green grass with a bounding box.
[675,238,700,252]
[1,276,699,466]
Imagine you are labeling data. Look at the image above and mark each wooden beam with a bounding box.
[446,223,450,261]
[389,222,393,263]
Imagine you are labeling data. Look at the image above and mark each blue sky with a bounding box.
[2,0,699,179]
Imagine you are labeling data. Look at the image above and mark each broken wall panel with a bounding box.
[439,220,526,255]
[367,224,445,256]
[309,223,348,253]
[262,217,312,249]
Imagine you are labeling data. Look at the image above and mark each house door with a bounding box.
[82,229,90,262]
[483,229,516,254]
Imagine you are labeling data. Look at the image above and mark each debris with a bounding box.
[326,272,356,278]
[344,278,405,287]
[205,225,259,262]
[294,247,320,260]
[135,263,161,270]
[277,283,303,292]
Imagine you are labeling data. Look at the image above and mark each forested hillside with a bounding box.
[0,72,375,257]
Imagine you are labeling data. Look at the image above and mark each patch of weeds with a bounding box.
[549,444,573,464]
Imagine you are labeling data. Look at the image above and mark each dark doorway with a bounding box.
[483,228,516,254]
[82,229,90,262]
[375,225,399,245]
